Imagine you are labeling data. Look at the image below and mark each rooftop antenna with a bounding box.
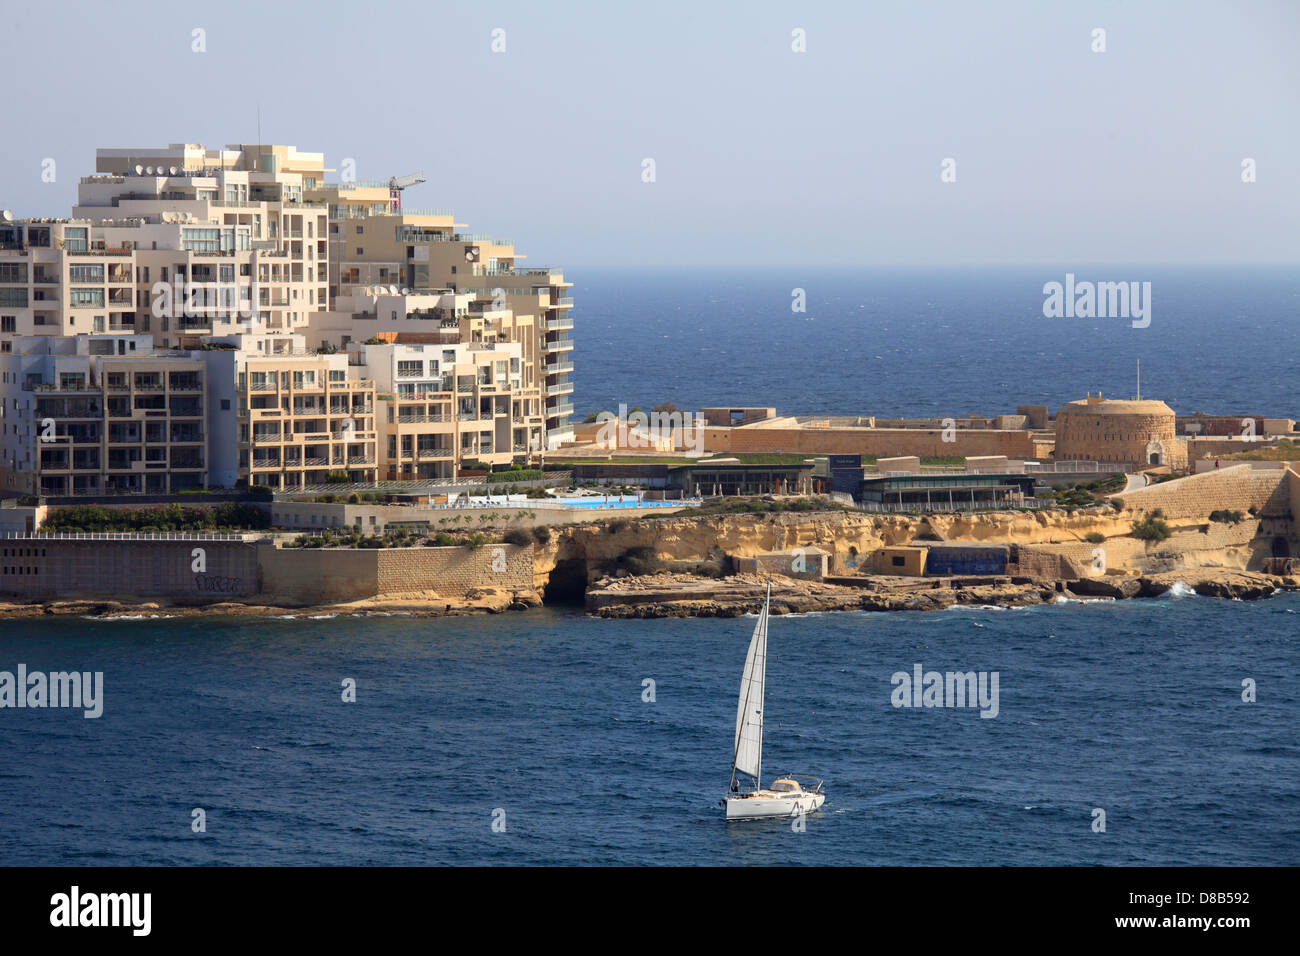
[256,104,262,170]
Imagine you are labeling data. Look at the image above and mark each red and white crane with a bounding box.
[388,172,425,212]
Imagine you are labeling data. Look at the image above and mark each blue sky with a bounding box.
[1,0,1296,267]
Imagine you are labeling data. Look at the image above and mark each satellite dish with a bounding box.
[134,165,143,175]
[169,166,178,175]
[147,166,156,175]
[388,285,399,294]
[400,287,410,295]
[1,210,12,223]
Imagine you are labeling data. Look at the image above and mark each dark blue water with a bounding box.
[570,266,1300,420]
[2,593,1296,865]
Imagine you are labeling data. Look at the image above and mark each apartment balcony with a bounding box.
[546,381,574,396]
[544,336,573,353]
[545,315,574,331]
[543,361,574,375]
[415,448,453,460]
[348,455,376,465]
[23,382,100,393]
[548,402,575,418]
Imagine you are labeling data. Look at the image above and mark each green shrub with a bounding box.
[531,525,552,543]
[1084,532,1106,544]
[1131,516,1172,541]
[619,546,662,576]
[488,468,541,483]
[1208,509,1245,524]
[503,528,531,547]
[347,492,361,504]
[41,501,268,533]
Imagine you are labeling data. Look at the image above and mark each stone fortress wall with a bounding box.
[0,539,260,600]
[0,539,533,606]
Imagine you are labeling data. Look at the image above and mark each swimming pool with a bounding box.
[553,495,685,509]
[451,494,693,510]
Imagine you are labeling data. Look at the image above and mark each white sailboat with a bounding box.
[722,582,825,820]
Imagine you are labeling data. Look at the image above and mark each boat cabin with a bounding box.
[770,778,802,793]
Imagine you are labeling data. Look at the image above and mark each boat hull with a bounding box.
[724,791,825,820]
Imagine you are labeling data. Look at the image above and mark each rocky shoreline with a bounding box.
[1,568,1293,623]
[585,569,1297,619]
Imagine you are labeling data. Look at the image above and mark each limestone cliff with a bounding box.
[535,503,1296,593]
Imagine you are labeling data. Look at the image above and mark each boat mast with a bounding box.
[756,580,769,790]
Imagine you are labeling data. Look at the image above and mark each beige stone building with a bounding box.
[1053,393,1187,468]
[306,180,574,446]
[237,351,378,490]
[358,340,544,480]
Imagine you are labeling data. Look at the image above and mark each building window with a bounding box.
[69,289,104,307]
[69,264,104,283]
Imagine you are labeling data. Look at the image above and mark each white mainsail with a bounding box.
[732,584,770,785]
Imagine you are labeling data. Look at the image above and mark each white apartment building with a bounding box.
[0,335,207,496]
[0,140,572,498]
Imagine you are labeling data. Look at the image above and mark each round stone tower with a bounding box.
[1054,393,1185,468]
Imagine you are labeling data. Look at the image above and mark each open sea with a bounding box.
[1,266,1296,866]
[570,266,1300,420]
[1,594,1296,866]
